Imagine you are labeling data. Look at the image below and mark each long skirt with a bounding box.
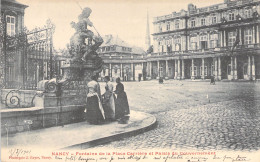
[103,92,116,120]
[115,92,130,119]
[86,96,104,124]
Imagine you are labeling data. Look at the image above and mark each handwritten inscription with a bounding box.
[6,150,253,162]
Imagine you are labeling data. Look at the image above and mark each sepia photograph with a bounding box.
[1,0,260,161]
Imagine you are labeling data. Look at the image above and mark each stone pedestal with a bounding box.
[61,59,103,82]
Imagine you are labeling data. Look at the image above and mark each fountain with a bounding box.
[1,7,104,135]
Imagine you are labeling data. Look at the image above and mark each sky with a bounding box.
[18,0,223,50]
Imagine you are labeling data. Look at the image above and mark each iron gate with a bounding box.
[2,20,55,90]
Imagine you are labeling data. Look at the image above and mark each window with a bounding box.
[212,16,217,24]
[200,35,207,41]
[210,40,218,48]
[175,37,181,51]
[166,22,171,31]
[228,31,236,46]
[6,15,15,36]
[201,18,206,26]
[159,25,162,32]
[244,28,252,44]
[175,44,181,51]
[229,13,235,21]
[191,19,196,27]
[175,37,181,44]
[190,37,197,50]
[245,10,251,18]
[200,66,208,76]
[200,35,208,49]
[190,66,197,76]
[210,34,219,48]
[166,39,172,52]
[175,20,179,29]
[159,67,163,77]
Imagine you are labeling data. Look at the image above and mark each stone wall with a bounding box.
[1,90,86,136]
[1,105,85,135]
[0,89,36,108]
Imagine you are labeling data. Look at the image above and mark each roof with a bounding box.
[2,0,28,8]
[100,35,145,54]
[101,35,130,47]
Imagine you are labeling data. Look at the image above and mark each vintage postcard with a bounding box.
[1,0,260,161]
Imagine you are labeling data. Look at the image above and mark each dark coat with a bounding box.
[114,82,130,119]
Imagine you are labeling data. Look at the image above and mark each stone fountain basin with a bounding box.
[1,92,86,135]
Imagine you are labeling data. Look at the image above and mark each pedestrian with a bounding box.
[138,74,142,82]
[85,74,105,124]
[159,77,164,84]
[210,75,215,85]
[102,76,116,121]
[114,77,130,123]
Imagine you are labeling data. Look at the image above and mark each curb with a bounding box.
[64,113,157,150]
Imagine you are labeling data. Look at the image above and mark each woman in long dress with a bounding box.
[114,77,130,120]
[102,76,116,121]
[85,75,105,124]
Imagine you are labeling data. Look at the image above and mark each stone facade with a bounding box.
[147,0,260,81]
[98,35,146,81]
[1,0,28,87]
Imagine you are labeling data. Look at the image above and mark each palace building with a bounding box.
[98,35,146,81]
[146,0,260,81]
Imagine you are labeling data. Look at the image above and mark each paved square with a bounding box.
[96,80,260,151]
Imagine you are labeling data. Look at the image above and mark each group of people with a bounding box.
[85,75,130,124]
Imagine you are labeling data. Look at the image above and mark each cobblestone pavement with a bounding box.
[95,80,260,151]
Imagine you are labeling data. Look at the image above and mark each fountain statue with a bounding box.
[33,7,104,127]
[0,7,105,136]
[62,7,104,82]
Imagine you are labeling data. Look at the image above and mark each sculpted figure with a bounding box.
[82,35,103,61]
[69,7,95,61]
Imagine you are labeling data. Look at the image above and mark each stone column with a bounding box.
[109,63,112,77]
[201,58,205,80]
[174,60,178,79]
[149,62,152,79]
[239,28,242,45]
[218,57,222,80]
[230,56,234,80]
[223,30,226,47]
[220,31,223,47]
[181,59,185,79]
[177,59,181,80]
[207,32,210,49]
[253,26,256,44]
[191,59,195,80]
[131,63,134,81]
[214,58,218,79]
[252,55,256,80]
[120,63,123,80]
[157,61,160,79]
[141,62,144,81]
[256,25,259,44]
[165,60,169,79]
[234,56,237,80]
[248,56,252,80]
